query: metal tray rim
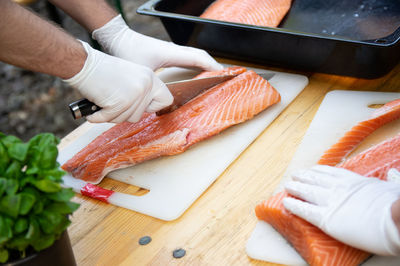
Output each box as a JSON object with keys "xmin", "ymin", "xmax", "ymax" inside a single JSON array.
[{"xmin": 137, "ymin": 0, "xmax": 400, "ymax": 47}]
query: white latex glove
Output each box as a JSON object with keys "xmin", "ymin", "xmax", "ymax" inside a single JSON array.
[
  {"xmin": 64, "ymin": 41, "xmax": 173, "ymax": 123},
  {"xmin": 92, "ymin": 15, "xmax": 223, "ymax": 71},
  {"xmin": 283, "ymin": 165, "xmax": 400, "ymax": 256},
  {"xmin": 388, "ymin": 168, "xmax": 400, "ymax": 184}
]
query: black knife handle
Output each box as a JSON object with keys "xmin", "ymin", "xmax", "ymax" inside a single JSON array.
[{"xmin": 69, "ymin": 98, "xmax": 102, "ymax": 119}]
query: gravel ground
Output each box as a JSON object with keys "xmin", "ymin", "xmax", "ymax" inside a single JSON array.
[{"xmin": 0, "ymin": 0, "xmax": 169, "ymax": 141}]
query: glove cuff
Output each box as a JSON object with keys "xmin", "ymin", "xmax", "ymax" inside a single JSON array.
[
  {"xmin": 63, "ymin": 41, "xmax": 100, "ymax": 91},
  {"xmin": 92, "ymin": 14, "xmax": 129, "ymax": 55}
]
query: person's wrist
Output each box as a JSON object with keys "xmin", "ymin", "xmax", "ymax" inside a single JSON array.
[
  {"xmin": 62, "ymin": 41, "xmax": 97, "ymax": 88},
  {"xmin": 92, "ymin": 14, "xmax": 128, "ymax": 54},
  {"xmin": 59, "ymin": 39, "xmax": 87, "ymax": 79}
]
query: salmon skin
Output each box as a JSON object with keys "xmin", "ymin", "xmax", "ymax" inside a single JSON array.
[
  {"xmin": 255, "ymin": 99, "xmax": 400, "ymax": 266},
  {"xmin": 62, "ymin": 67, "xmax": 281, "ymax": 184},
  {"xmin": 200, "ymin": 0, "xmax": 292, "ymax": 27}
]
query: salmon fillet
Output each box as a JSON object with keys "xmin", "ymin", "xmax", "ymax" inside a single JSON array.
[
  {"xmin": 200, "ymin": 0, "xmax": 292, "ymax": 27},
  {"xmin": 339, "ymin": 133, "xmax": 400, "ymax": 180},
  {"xmin": 255, "ymin": 192, "xmax": 370, "ymax": 266},
  {"xmin": 62, "ymin": 67, "xmax": 248, "ymax": 170},
  {"xmin": 318, "ymin": 99, "xmax": 400, "ymax": 166},
  {"xmin": 62, "ymin": 67, "xmax": 281, "ymax": 183},
  {"xmin": 255, "ymin": 99, "xmax": 400, "ymax": 265}
]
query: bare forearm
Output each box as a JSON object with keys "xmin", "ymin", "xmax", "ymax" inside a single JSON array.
[
  {"xmin": 48, "ymin": 0, "xmax": 118, "ymax": 32},
  {"xmin": 0, "ymin": 0, "xmax": 86, "ymax": 79}
]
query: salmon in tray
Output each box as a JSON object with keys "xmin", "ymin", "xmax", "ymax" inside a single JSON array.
[
  {"xmin": 200, "ymin": 0, "xmax": 292, "ymax": 27},
  {"xmin": 62, "ymin": 67, "xmax": 281, "ymax": 184}
]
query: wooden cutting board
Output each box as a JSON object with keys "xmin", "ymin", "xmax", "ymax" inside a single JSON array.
[
  {"xmin": 58, "ymin": 66, "xmax": 308, "ymax": 221},
  {"xmin": 246, "ymin": 90, "xmax": 400, "ymax": 265}
]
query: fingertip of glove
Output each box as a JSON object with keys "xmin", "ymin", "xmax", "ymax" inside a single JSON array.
[
  {"xmin": 213, "ymin": 63, "xmax": 225, "ymax": 71},
  {"xmin": 86, "ymin": 111, "xmax": 112, "ymax": 124},
  {"xmin": 283, "ymin": 181, "xmax": 297, "ymax": 192},
  {"xmin": 127, "ymin": 114, "xmax": 142, "ymax": 123},
  {"xmin": 193, "ymin": 49, "xmax": 223, "ymax": 71},
  {"xmin": 311, "ymin": 164, "xmax": 333, "ymax": 172},
  {"xmin": 204, "ymin": 60, "xmax": 224, "ymax": 71},
  {"xmin": 145, "ymin": 101, "xmax": 165, "ymax": 113},
  {"xmin": 85, "ymin": 114, "xmax": 102, "ymax": 123},
  {"xmin": 282, "ymin": 197, "xmax": 296, "ymax": 211},
  {"xmin": 291, "ymin": 169, "xmax": 308, "ymax": 179}
]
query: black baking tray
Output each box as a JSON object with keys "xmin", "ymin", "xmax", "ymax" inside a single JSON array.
[{"xmin": 137, "ymin": 0, "xmax": 400, "ymax": 79}]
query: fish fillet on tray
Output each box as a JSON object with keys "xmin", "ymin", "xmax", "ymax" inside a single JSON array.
[{"xmin": 200, "ymin": 0, "xmax": 292, "ymax": 27}]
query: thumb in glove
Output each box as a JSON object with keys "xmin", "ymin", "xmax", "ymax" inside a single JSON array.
[
  {"xmin": 63, "ymin": 41, "xmax": 173, "ymax": 123},
  {"xmin": 283, "ymin": 165, "xmax": 400, "ymax": 256}
]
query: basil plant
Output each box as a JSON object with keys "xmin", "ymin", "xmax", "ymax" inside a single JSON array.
[{"xmin": 0, "ymin": 132, "xmax": 79, "ymax": 263}]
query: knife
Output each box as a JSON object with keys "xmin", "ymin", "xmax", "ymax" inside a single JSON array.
[{"xmin": 68, "ymin": 72, "xmax": 275, "ymax": 119}]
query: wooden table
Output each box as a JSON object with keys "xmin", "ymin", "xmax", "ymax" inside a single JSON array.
[{"xmin": 58, "ymin": 59, "xmax": 400, "ymax": 266}]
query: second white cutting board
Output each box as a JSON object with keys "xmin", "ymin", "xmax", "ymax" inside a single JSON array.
[
  {"xmin": 246, "ymin": 90, "xmax": 400, "ymax": 265},
  {"xmin": 58, "ymin": 66, "xmax": 308, "ymax": 221}
]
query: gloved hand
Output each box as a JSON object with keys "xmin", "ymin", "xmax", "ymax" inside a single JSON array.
[
  {"xmin": 388, "ymin": 168, "xmax": 400, "ymax": 183},
  {"xmin": 92, "ymin": 15, "xmax": 223, "ymax": 71},
  {"xmin": 283, "ymin": 165, "xmax": 400, "ymax": 256},
  {"xmin": 64, "ymin": 41, "xmax": 173, "ymax": 123}
]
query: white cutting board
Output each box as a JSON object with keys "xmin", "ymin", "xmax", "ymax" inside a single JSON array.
[
  {"xmin": 58, "ymin": 65, "xmax": 308, "ymax": 221},
  {"xmin": 246, "ymin": 90, "xmax": 400, "ymax": 265}
]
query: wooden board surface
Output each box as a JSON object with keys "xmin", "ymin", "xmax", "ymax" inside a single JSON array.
[{"xmin": 59, "ymin": 59, "xmax": 400, "ymax": 266}]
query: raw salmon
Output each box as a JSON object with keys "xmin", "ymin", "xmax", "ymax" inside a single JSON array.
[
  {"xmin": 339, "ymin": 133, "xmax": 400, "ymax": 180},
  {"xmin": 64, "ymin": 67, "xmax": 248, "ymax": 168},
  {"xmin": 194, "ymin": 65, "xmax": 247, "ymax": 78},
  {"xmin": 318, "ymin": 99, "xmax": 400, "ymax": 166},
  {"xmin": 255, "ymin": 99, "xmax": 400, "ymax": 265},
  {"xmin": 62, "ymin": 67, "xmax": 281, "ymax": 183},
  {"xmin": 255, "ymin": 192, "xmax": 370, "ymax": 266},
  {"xmin": 200, "ymin": 0, "xmax": 291, "ymax": 27}
]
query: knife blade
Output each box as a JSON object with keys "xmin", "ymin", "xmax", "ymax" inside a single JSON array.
[
  {"xmin": 68, "ymin": 72, "xmax": 275, "ymax": 119},
  {"xmin": 155, "ymin": 74, "xmax": 238, "ymax": 115}
]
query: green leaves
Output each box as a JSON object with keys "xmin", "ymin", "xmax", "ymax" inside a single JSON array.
[
  {"xmin": 0, "ymin": 248, "xmax": 8, "ymax": 263},
  {"xmin": 38, "ymin": 211, "xmax": 64, "ymax": 234},
  {"xmin": 27, "ymin": 133, "xmax": 60, "ymax": 171},
  {"xmin": 47, "ymin": 188, "xmax": 75, "ymax": 202},
  {"xmin": 2, "ymin": 135, "xmax": 22, "ymax": 150},
  {"xmin": 5, "ymin": 179, "xmax": 18, "ymax": 196},
  {"xmin": 4, "ymin": 161, "xmax": 22, "ymax": 179},
  {"xmin": 0, "ymin": 132, "xmax": 79, "ymax": 263},
  {"xmin": 31, "ymin": 179, "xmax": 61, "ymax": 193},
  {"xmin": 19, "ymin": 193, "xmax": 35, "ymax": 215},
  {"xmin": 0, "ymin": 186, "xmax": 37, "ymax": 217},
  {"xmin": 0, "ymin": 178, "xmax": 6, "ymax": 197},
  {"xmin": 0, "ymin": 215, "xmax": 13, "ymax": 245},
  {"xmin": 32, "ymin": 234, "xmax": 55, "ymax": 251},
  {"xmin": 0, "ymin": 143, "xmax": 10, "ymax": 174},
  {"xmin": 46, "ymin": 202, "xmax": 80, "ymax": 215},
  {"xmin": 8, "ymin": 143, "xmax": 29, "ymax": 162},
  {"xmin": 0, "ymin": 194, "xmax": 21, "ymax": 218},
  {"xmin": 14, "ymin": 218, "xmax": 28, "ymax": 234}
]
